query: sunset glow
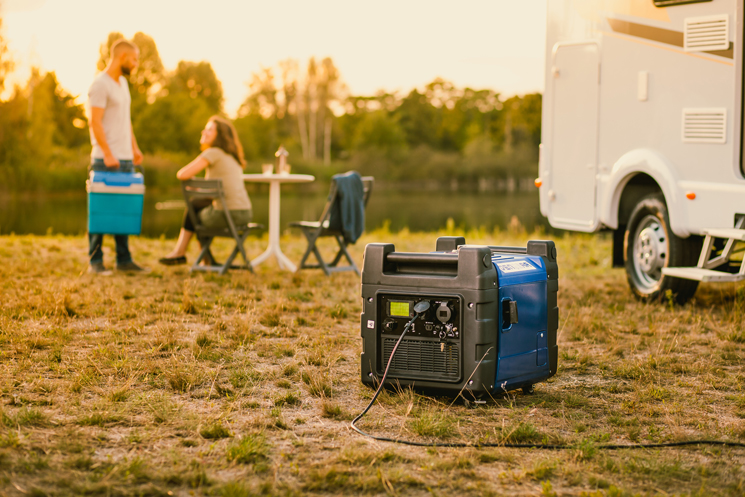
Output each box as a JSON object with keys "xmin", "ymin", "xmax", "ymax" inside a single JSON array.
[{"xmin": 2, "ymin": 0, "xmax": 547, "ymax": 115}]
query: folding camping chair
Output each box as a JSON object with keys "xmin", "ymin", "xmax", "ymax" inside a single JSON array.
[
  {"xmin": 181, "ymin": 178, "xmax": 263, "ymax": 275},
  {"xmin": 289, "ymin": 174, "xmax": 374, "ymax": 276}
]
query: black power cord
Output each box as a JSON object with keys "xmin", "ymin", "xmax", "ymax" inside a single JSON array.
[{"xmin": 350, "ymin": 306, "xmax": 745, "ymax": 450}]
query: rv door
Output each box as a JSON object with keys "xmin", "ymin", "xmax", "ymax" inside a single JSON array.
[{"xmin": 548, "ymin": 42, "xmax": 600, "ymax": 231}]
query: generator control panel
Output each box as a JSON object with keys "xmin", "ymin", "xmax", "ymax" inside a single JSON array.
[{"xmin": 378, "ymin": 294, "xmax": 461, "ymax": 339}]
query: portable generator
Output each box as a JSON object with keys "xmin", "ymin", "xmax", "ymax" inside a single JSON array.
[{"xmin": 359, "ymin": 237, "xmax": 558, "ymax": 397}]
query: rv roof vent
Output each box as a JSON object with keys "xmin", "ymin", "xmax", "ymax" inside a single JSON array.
[
  {"xmin": 684, "ymin": 15, "xmax": 729, "ymax": 52},
  {"xmin": 682, "ymin": 108, "xmax": 727, "ymax": 144}
]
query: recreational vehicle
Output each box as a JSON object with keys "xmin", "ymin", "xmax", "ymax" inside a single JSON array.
[{"xmin": 539, "ymin": 0, "xmax": 745, "ymax": 303}]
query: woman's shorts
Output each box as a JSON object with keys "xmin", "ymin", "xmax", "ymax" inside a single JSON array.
[{"xmin": 199, "ymin": 206, "xmax": 252, "ymax": 230}]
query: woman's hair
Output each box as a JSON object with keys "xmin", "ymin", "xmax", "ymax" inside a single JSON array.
[{"xmin": 208, "ymin": 116, "xmax": 245, "ymax": 168}]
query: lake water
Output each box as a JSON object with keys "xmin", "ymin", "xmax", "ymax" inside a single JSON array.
[{"xmin": 0, "ymin": 188, "xmax": 548, "ymax": 237}]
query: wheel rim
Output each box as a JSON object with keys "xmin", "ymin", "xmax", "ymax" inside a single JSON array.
[{"xmin": 632, "ymin": 215, "xmax": 667, "ymax": 293}]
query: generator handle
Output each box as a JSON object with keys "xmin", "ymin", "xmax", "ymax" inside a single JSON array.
[
  {"xmin": 488, "ymin": 246, "xmax": 528, "ymax": 255},
  {"xmin": 385, "ymin": 252, "xmax": 459, "ymax": 265}
]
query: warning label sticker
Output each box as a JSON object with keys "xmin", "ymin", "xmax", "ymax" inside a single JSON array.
[{"xmin": 496, "ymin": 261, "xmax": 535, "ymax": 273}]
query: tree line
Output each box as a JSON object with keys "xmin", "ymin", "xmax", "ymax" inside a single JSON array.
[{"xmin": 0, "ymin": 27, "xmax": 541, "ymax": 192}]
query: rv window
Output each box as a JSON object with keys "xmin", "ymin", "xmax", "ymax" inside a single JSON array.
[{"xmin": 653, "ymin": 0, "xmax": 712, "ymax": 6}]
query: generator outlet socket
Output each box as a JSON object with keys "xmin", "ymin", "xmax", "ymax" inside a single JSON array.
[{"xmin": 436, "ymin": 302, "xmax": 452, "ymax": 323}]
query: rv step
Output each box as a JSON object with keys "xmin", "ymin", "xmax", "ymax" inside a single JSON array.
[
  {"xmin": 662, "ymin": 267, "xmax": 745, "ymax": 282},
  {"xmin": 700, "ymin": 228, "xmax": 745, "ymax": 241}
]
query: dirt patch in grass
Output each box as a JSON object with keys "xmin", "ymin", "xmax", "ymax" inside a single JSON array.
[{"xmin": 0, "ymin": 231, "xmax": 744, "ymax": 495}]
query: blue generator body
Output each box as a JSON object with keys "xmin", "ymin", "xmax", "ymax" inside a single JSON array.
[
  {"xmin": 360, "ymin": 237, "xmax": 558, "ymax": 397},
  {"xmin": 492, "ymin": 251, "xmax": 552, "ymax": 391},
  {"xmin": 87, "ymin": 171, "xmax": 145, "ymax": 235}
]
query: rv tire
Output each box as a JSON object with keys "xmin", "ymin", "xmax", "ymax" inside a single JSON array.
[{"xmin": 624, "ymin": 194, "xmax": 700, "ymax": 305}]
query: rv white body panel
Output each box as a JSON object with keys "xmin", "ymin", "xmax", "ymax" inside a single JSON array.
[
  {"xmin": 541, "ymin": 0, "xmax": 745, "ymax": 238},
  {"xmin": 548, "ymin": 42, "xmax": 601, "ymax": 231}
]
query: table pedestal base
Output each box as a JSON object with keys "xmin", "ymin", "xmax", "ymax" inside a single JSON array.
[
  {"xmin": 243, "ymin": 173, "xmax": 315, "ymax": 273},
  {"xmin": 249, "ymin": 180, "xmax": 297, "ymax": 272},
  {"xmin": 251, "ymin": 245, "xmax": 297, "ymax": 272}
]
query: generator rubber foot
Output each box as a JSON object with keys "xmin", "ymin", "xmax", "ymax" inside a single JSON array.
[{"xmin": 522, "ymin": 385, "xmax": 535, "ymax": 395}]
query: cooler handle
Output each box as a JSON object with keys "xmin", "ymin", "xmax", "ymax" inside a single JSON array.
[{"xmin": 86, "ymin": 164, "xmax": 145, "ymax": 177}]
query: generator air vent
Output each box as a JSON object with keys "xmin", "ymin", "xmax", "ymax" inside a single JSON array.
[
  {"xmin": 682, "ymin": 108, "xmax": 727, "ymax": 144},
  {"xmin": 684, "ymin": 15, "xmax": 729, "ymax": 52},
  {"xmin": 383, "ymin": 338, "xmax": 459, "ymax": 378}
]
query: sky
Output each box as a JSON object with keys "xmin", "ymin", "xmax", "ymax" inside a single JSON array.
[{"xmin": 1, "ymin": 0, "xmax": 547, "ymax": 116}]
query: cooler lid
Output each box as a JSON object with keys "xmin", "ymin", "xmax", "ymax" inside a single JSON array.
[
  {"xmin": 87, "ymin": 182, "xmax": 145, "ymax": 194},
  {"xmin": 90, "ymin": 171, "xmax": 144, "ymax": 187}
]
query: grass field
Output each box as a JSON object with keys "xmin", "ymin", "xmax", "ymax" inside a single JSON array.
[{"xmin": 1, "ymin": 227, "xmax": 744, "ymax": 496}]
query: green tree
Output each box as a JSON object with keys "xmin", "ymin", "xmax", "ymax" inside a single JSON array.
[
  {"xmin": 237, "ymin": 57, "xmax": 347, "ymax": 163},
  {"xmin": 395, "ymin": 89, "xmax": 439, "ymax": 149},
  {"xmin": 424, "ymin": 78, "xmax": 459, "ymax": 151},
  {"xmin": 0, "ymin": 68, "xmax": 89, "ymax": 190},
  {"xmin": 0, "ymin": 89, "xmax": 32, "ymax": 186},
  {"xmin": 352, "ymin": 110, "xmax": 406, "ymax": 154},
  {"xmin": 233, "ymin": 63, "xmax": 541, "ymax": 184},
  {"xmin": 25, "ymin": 69, "xmax": 56, "ymax": 155},
  {"xmin": 233, "ymin": 113, "xmax": 278, "ymax": 162},
  {"xmin": 129, "ymin": 32, "xmax": 166, "ymax": 102},
  {"xmin": 503, "ymin": 93, "xmax": 541, "ymax": 149},
  {"xmin": 240, "ymin": 67, "xmax": 277, "ymax": 118},
  {"xmin": 166, "ymin": 61, "xmax": 223, "ymax": 114},
  {"xmin": 316, "ymin": 57, "xmax": 345, "ymax": 163},
  {"xmin": 32, "ymin": 71, "xmax": 88, "ymax": 149},
  {"xmin": 234, "ymin": 67, "xmax": 282, "ymax": 161},
  {"xmin": 0, "ymin": 14, "xmax": 13, "ymax": 94},
  {"xmin": 453, "ymin": 87, "xmax": 502, "ymax": 147},
  {"xmin": 291, "ymin": 57, "xmax": 346, "ymax": 161},
  {"xmin": 277, "ymin": 58, "xmax": 299, "ymax": 138},
  {"xmin": 135, "ymin": 92, "xmax": 212, "ymax": 155},
  {"xmin": 347, "ymin": 110, "xmax": 406, "ymax": 180}
]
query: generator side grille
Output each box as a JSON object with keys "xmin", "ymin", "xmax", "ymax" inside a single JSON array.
[
  {"xmin": 682, "ymin": 108, "xmax": 727, "ymax": 144},
  {"xmin": 383, "ymin": 338, "xmax": 459, "ymax": 378},
  {"xmin": 684, "ymin": 15, "xmax": 729, "ymax": 52}
]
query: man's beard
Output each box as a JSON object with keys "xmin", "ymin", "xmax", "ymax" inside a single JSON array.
[{"xmin": 121, "ymin": 65, "xmax": 132, "ymax": 76}]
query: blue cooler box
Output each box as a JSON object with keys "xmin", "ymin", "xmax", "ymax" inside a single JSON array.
[{"xmin": 87, "ymin": 171, "xmax": 145, "ymax": 235}]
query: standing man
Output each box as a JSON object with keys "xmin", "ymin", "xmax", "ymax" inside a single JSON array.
[{"xmin": 87, "ymin": 38, "xmax": 147, "ymax": 273}]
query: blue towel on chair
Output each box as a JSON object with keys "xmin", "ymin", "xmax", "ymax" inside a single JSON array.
[{"xmin": 328, "ymin": 171, "xmax": 365, "ymax": 244}]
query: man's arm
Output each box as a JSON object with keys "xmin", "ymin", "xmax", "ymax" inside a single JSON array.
[
  {"xmin": 131, "ymin": 124, "xmax": 143, "ymax": 166},
  {"xmin": 90, "ymin": 107, "xmax": 119, "ymax": 168}
]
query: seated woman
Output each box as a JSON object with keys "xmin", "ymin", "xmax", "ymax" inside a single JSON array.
[{"xmin": 159, "ymin": 116, "xmax": 252, "ymax": 265}]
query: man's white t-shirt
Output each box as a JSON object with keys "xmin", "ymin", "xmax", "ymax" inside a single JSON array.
[{"xmin": 87, "ymin": 73, "xmax": 133, "ymax": 160}]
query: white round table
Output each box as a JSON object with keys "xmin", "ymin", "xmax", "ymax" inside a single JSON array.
[{"xmin": 243, "ymin": 173, "xmax": 315, "ymax": 271}]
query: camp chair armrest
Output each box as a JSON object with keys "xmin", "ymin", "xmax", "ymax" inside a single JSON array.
[{"xmin": 289, "ymin": 221, "xmax": 322, "ymax": 229}]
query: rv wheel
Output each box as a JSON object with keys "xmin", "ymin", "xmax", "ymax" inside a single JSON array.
[{"xmin": 624, "ymin": 194, "xmax": 700, "ymax": 305}]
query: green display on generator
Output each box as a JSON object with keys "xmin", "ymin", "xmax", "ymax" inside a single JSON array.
[{"xmin": 389, "ymin": 301, "xmax": 410, "ymax": 317}]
